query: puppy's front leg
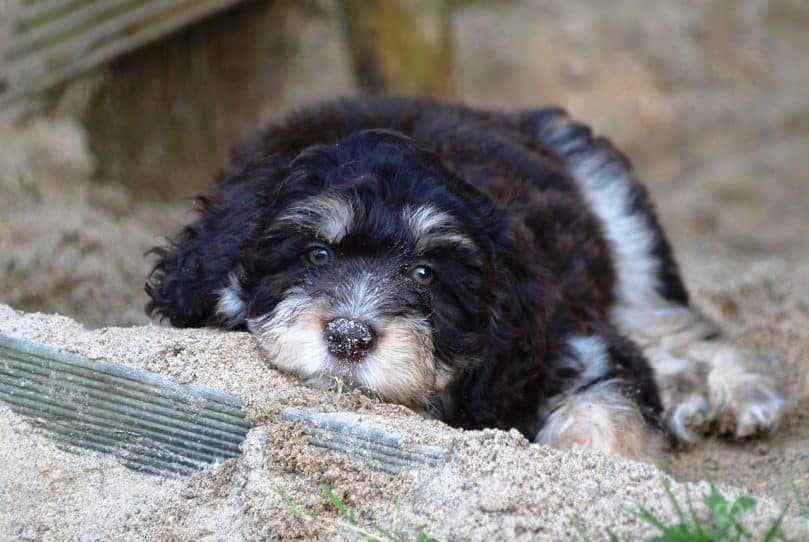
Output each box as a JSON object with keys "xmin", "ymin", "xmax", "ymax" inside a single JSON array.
[
  {"xmin": 534, "ymin": 332, "xmax": 663, "ymax": 461},
  {"xmin": 535, "ymin": 379, "xmax": 661, "ymax": 461}
]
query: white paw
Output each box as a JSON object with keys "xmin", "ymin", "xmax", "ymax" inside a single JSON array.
[
  {"xmin": 720, "ymin": 374, "xmax": 789, "ymax": 438},
  {"xmin": 664, "ymin": 393, "xmax": 711, "ymax": 443},
  {"xmin": 649, "ymin": 339, "xmax": 789, "ymax": 443},
  {"xmin": 698, "ymin": 343, "xmax": 789, "ymax": 438},
  {"xmin": 646, "ymin": 348, "xmax": 711, "ymax": 444}
]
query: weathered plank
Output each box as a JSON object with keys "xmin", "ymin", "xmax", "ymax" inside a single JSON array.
[
  {"xmin": 0, "ymin": 333, "xmax": 250, "ymax": 477},
  {"xmin": 0, "ymin": 0, "xmax": 248, "ymax": 105}
]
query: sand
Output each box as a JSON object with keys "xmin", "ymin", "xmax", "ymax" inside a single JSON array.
[{"xmin": 1, "ymin": 304, "xmax": 805, "ymax": 541}]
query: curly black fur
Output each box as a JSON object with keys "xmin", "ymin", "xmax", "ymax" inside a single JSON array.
[{"xmin": 146, "ymin": 96, "xmax": 684, "ymax": 441}]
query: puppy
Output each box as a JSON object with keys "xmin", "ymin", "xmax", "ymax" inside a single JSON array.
[{"xmin": 146, "ymin": 97, "xmax": 787, "ymax": 460}]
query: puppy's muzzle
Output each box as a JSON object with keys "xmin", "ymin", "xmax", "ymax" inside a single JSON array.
[{"xmin": 324, "ymin": 317, "xmax": 376, "ymax": 361}]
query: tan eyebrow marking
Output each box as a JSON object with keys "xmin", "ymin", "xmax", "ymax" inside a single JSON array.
[
  {"xmin": 276, "ymin": 194, "xmax": 355, "ymax": 243},
  {"xmin": 404, "ymin": 204, "xmax": 476, "ymax": 253}
]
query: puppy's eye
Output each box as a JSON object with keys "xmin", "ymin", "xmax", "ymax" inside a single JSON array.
[
  {"xmin": 306, "ymin": 246, "xmax": 331, "ymax": 266},
  {"xmin": 411, "ymin": 264, "xmax": 435, "ymax": 285}
]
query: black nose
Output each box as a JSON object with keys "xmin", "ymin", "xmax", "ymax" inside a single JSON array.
[{"xmin": 324, "ymin": 318, "xmax": 376, "ymax": 361}]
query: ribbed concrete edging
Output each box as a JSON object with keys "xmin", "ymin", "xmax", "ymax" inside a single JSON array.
[
  {"xmin": 281, "ymin": 408, "xmax": 447, "ymax": 475},
  {"xmin": 0, "ymin": 333, "xmax": 250, "ymax": 477}
]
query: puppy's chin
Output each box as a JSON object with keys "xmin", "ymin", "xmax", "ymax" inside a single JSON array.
[{"xmin": 247, "ymin": 289, "xmax": 449, "ymax": 407}]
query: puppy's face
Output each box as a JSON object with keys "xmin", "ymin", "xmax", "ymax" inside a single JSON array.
[{"xmin": 217, "ymin": 132, "xmax": 498, "ymax": 407}]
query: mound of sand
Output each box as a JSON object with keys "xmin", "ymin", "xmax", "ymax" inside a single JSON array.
[{"xmin": 0, "ymin": 304, "xmax": 804, "ymax": 540}]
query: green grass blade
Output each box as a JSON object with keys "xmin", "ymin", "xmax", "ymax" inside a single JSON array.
[
  {"xmin": 790, "ymin": 480, "xmax": 807, "ymax": 517},
  {"xmin": 370, "ymin": 522, "xmax": 400, "ymax": 542},
  {"xmin": 391, "ymin": 495, "xmax": 402, "ymax": 536},
  {"xmin": 321, "ymin": 482, "xmax": 357, "ymax": 525},
  {"xmin": 273, "ymin": 486, "xmax": 309, "ymax": 520},
  {"xmin": 683, "ymin": 480, "xmax": 711, "ymax": 539},
  {"xmin": 762, "ymin": 503, "xmax": 789, "ymax": 542},
  {"xmin": 570, "ymin": 516, "xmax": 589, "ymax": 541},
  {"xmin": 705, "ymin": 480, "xmax": 732, "ymax": 537},
  {"xmin": 415, "ymin": 523, "xmax": 438, "ymax": 542},
  {"xmin": 630, "ymin": 505, "xmax": 672, "ymax": 533},
  {"xmin": 729, "ymin": 494, "xmax": 756, "ymax": 539},
  {"xmin": 663, "ymin": 478, "xmax": 689, "ymax": 527},
  {"xmin": 729, "ymin": 495, "xmax": 757, "ymax": 517}
]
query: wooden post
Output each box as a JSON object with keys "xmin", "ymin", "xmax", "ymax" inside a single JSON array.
[{"xmin": 340, "ymin": 0, "xmax": 452, "ymax": 97}]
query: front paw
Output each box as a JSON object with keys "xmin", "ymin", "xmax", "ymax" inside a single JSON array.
[
  {"xmin": 711, "ymin": 370, "xmax": 789, "ymax": 438},
  {"xmin": 664, "ymin": 393, "xmax": 711, "ymax": 444},
  {"xmin": 696, "ymin": 343, "xmax": 790, "ymax": 438}
]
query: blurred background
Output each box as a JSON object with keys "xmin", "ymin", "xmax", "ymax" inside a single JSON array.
[
  {"xmin": 0, "ymin": 0, "xmax": 806, "ymax": 328},
  {"xmin": 0, "ymin": 0, "xmax": 807, "ymax": 506}
]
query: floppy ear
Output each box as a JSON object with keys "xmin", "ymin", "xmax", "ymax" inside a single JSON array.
[
  {"xmin": 440, "ymin": 213, "xmax": 560, "ymax": 431},
  {"xmin": 145, "ymin": 162, "xmax": 279, "ymax": 328}
]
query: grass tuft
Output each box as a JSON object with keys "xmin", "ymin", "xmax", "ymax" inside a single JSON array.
[
  {"xmin": 574, "ymin": 478, "xmax": 792, "ymax": 542},
  {"xmin": 632, "ymin": 478, "xmax": 789, "ymax": 542},
  {"xmin": 274, "ymin": 483, "xmax": 438, "ymax": 542}
]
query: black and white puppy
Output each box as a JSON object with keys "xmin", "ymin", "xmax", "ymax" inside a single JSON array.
[{"xmin": 146, "ymin": 97, "xmax": 787, "ymax": 459}]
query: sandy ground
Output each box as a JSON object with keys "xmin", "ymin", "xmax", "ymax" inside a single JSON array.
[
  {"xmin": 1, "ymin": 304, "xmax": 805, "ymax": 541},
  {"xmin": 1, "ymin": 0, "xmax": 808, "ymax": 539}
]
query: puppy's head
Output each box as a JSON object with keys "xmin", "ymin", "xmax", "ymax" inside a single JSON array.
[{"xmin": 148, "ymin": 130, "xmax": 534, "ymax": 408}]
